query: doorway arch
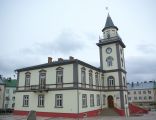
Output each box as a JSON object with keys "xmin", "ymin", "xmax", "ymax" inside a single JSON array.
[{"xmin": 107, "ymin": 95, "xmax": 114, "ymax": 108}]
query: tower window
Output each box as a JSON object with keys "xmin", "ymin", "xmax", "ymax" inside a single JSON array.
[
  {"xmin": 107, "ymin": 76, "xmax": 115, "ymax": 87},
  {"xmin": 39, "ymin": 70, "xmax": 46, "ymax": 89},
  {"xmin": 25, "ymin": 72, "xmax": 31, "ymax": 89},
  {"xmin": 106, "ymin": 56, "xmax": 114, "ymax": 67}
]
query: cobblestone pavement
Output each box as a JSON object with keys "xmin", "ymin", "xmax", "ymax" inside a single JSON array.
[{"xmin": 0, "ymin": 112, "xmax": 156, "ymax": 120}]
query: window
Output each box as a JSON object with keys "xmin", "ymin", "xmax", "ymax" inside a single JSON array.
[
  {"xmin": 12, "ymin": 97, "xmax": 15, "ymax": 101},
  {"xmin": 128, "ymin": 97, "xmax": 131, "ymax": 101},
  {"xmin": 38, "ymin": 95, "xmax": 44, "ymax": 107},
  {"xmin": 97, "ymin": 94, "xmax": 100, "ymax": 106},
  {"xmin": 123, "ymin": 77, "xmax": 126, "ymax": 86},
  {"xmin": 148, "ymin": 90, "xmax": 151, "ymax": 94},
  {"xmin": 103, "ymin": 95, "xmax": 106, "ymax": 105},
  {"xmin": 134, "ymin": 97, "xmax": 137, "ymax": 100},
  {"xmin": 143, "ymin": 91, "xmax": 146, "ymax": 94},
  {"xmin": 6, "ymin": 89, "xmax": 9, "ymax": 94},
  {"xmin": 55, "ymin": 94, "xmax": 63, "ymax": 108},
  {"xmin": 5, "ymin": 104, "xmax": 8, "ymax": 108},
  {"xmin": 149, "ymin": 96, "xmax": 152, "ymax": 100},
  {"xmin": 134, "ymin": 91, "xmax": 136, "ymax": 94},
  {"xmin": 125, "ymin": 95, "xmax": 128, "ymax": 104},
  {"xmin": 56, "ymin": 67, "xmax": 63, "ymax": 88},
  {"xmin": 121, "ymin": 58, "xmax": 124, "ymax": 67},
  {"xmin": 12, "ymin": 103, "xmax": 15, "ymax": 108},
  {"xmin": 82, "ymin": 94, "xmax": 87, "ymax": 108},
  {"xmin": 106, "ymin": 56, "xmax": 113, "ymax": 67},
  {"xmin": 25, "ymin": 72, "xmax": 31, "ymax": 87},
  {"xmin": 23, "ymin": 95, "xmax": 29, "ymax": 107},
  {"xmin": 107, "ymin": 76, "xmax": 115, "ymax": 87},
  {"xmin": 90, "ymin": 94, "xmax": 94, "ymax": 107},
  {"xmin": 139, "ymin": 96, "xmax": 142, "ymax": 100},
  {"xmin": 101, "ymin": 74, "xmax": 104, "ymax": 88},
  {"xmin": 39, "ymin": 70, "xmax": 46, "ymax": 89},
  {"xmin": 81, "ymin": 67, "xmax": 86, "ymax": 88},
  {"xmin": 89, "ymin": 70, "xmax": 93, "ymax": 88},
  {"xmin": 128, "ymin": 92, "xmax": 130, "ymax": 95},
  {"xmin": 144, "ymin": 96, "xmax": 147, "ymax": 100},
  {"xmin": 95, "ymin": 72, "xmax": 99, "ymax": 89},
  {"xmin": 138, "ymin": 91, "xmax": 141, "ymax": 94}
]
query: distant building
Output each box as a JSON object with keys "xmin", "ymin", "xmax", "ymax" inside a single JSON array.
[
  {"xmin": 127, "ymin": 81, "xmax": 156, "ymax": 110},
  {"xmin": 14, "ymin": 14, "xmax": 129, "ymax": 118},
  {"xmin": 4, "ymin": 79, "xmax": 17, "ymax": 109},
  {"xmin": 0, "ymin": 78, "xmax": 5, "ymax": 109}
]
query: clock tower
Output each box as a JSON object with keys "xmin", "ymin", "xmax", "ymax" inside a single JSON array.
[{"xmin": 97, "ymin": 14, "xmax": 129, "ymax": 116}]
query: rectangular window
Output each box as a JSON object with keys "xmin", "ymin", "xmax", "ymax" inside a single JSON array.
[
  {"xmin": 102, "ymin": 75, "xmax": 104, "ymax": 89},
  {"xmin": 39, "ymin": 72, "xmax": 46, "ymax": 89},
  {"xmin": 134, "ymin": 97, "xmax": 137, "ymax": 100},
  {"xmin": 95, "ymin": 73, "xmax": 99, "ymax": 89},
  {"xmin": 55, "ymin": 94, "xmax": 63, "ymax": 108},
  {"xmin": 103, "ymin": 95, "xmax": 106, "ymax": 105},
  {"xmin": 56, "ymin": 70, "xmax": 63, "ymax": 88},
  {"xmin": 143, "ymin": 91, "xmax": 146, "ymax": 94},
  {"xmin": 128, "ymin": 97, "xmax": 131, "ymax": 101},
  {"xmin": 134, "ymin": 91, "xmax": 136, "ymax": 94},
  {"xmin": 6, "ymin": 89, "xmax": 9, "ymax": 94},
  {"xmin": 82, "ymin": 94, "xmax": 87, "ymax": 108},
  {"xmin": 139, "ymin": 96, "xmax": 142, "ymax": 100},
  {"xmin": 81, "ymin": 70, "xmax": 86, "ymax": 88},
  {"xmin": 138, "ymin": 91, "xmax": 141, "ymax": 94},
  {"xmin": 148, "ymin": 90, "xmax": 151, "ymax": 94},
  {"xmin": 97, "ymin": 94, "xmax": 100, "ymax": 106},
  {"xmin": 25, "ymin": 74, "xmax": 30, "ymax": 86},
  {"xmin": 89, "ymin": 72, "xmax": 93, "ymax": 88},
  {"xmin": 38, "ymin": 95, "xmax": 44, "ymax": 107},
  {"xmin": 90, "ymin": 94, "xmax": 94, "ymax": 107},
  {"xmin": 23, "ymin": 95, "xmax": 29, "ymax": 107}
]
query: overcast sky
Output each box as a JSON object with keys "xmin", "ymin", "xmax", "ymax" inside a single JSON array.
[{"xmin": 0, "ymin": 0, "xmax": 156, "ymax": 82}]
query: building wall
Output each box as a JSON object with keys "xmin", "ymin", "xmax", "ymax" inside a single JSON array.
[
  {"xmin": 18, "ymin": 64, "xmax": 73, "ymax": 87},
  {"xmin": 0, "ymin": 84, "xmax": 5, "ymax": 109},
  {"xmin": 15, "ymin": 90, "xmax": 78, "ymax": 113},
  {"xmin": 4, "ymin": 87, "xmax": 16, "ymax": 109}
]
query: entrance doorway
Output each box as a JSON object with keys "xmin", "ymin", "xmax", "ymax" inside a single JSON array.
[{"xmin": 107, "ymin": 95, "xmax": 114, "ymax": 108}]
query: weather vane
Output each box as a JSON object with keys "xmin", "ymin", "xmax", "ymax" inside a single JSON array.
[{"xmin": 105, "ymin": 6, "xmax": 109, "ymax": 13}]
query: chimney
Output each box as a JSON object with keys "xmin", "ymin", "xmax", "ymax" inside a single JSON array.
[
  {"xmin": 48, "ymin": 57, "xmax": 52, "ymax": 63},
  {"xmin": 58, "ymin": 58, "xmax": 63, "ymax": 62},
  {"xmin": 69, "ymin": 56, "xmax": 74, "ymax": 60}
]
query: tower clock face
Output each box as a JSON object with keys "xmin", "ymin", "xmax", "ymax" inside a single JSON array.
[{"xmin": 106, "ymin": 47, "xmax": 112, "ymax": 54}]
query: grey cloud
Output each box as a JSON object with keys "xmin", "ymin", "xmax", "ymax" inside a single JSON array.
[
  {"xmin": 21, "ymin": 30, "xmax": 86, "ymax": 56},
  {"xmin": 137, "ymin": 44, "xmax": 156, "ymax": 53},
  {"xmin": 126, "ymin": 57, "xmax": 156, "ymax": 82}
]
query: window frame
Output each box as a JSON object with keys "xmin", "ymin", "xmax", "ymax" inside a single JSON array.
[
  {"xmin": 82, "ymin": 94, "xmax": 87, "ymax": 108},
  {"xmin": 55, "ymin": 94, "xmax": 63, "ymax": 108},
  {"xmin": 56, "ymin": 67, "xmax": 64, "ymax": 88},
  {"xmin": 90, "ymin": 94, "xmax": 94, "ymax": 107},
  {"xmin": 81, "ymin": 67, "xmax": 86, "ymax": 88},
  {"xmin": 23, "ymin": 95, "xmax": 29, "ymax": 107},
  {"xmin": 38, "ymin": 95, "xmax": 44, "ymax": 107}
]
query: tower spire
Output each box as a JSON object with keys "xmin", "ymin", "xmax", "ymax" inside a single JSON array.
[{"xmin": 102, "ymin": 13, "xmax": 118, "ymax": 32}]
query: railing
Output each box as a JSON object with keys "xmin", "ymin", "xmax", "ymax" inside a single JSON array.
[{"xmin": 16, "ymin": 83, "xmax": 127, "ymax": 91}]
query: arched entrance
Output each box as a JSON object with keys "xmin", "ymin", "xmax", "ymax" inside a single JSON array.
[{"xmin": 107, "ymin": 95, "xmax": 114, "ymax": 108}]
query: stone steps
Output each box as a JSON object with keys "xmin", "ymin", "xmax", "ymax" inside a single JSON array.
[{"xmin": 100, "ymin": 108, "xmax": 119, "ymax": 116}]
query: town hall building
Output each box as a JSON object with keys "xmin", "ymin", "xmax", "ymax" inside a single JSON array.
[{"xmin": 14, "ymin": 14, "xmax": 129, "ymax": 118}]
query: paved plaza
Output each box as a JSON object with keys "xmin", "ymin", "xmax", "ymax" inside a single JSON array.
[{"xmin": 0, "ymin": 112, "xmax": 156, "ymax": 120}]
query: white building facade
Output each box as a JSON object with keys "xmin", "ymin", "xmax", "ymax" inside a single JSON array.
[
  {"xmin": 14, "ymin": 14, "xmax": 129, "ymax": 118},
  {"xmin": 127, "ymin": 81, "xmax": 156, "ymax": 110},
  {"xmin": 0, "ymin": 79, "xmax": 5, "ymax": 109}
]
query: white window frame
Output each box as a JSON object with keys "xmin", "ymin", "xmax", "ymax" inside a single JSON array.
[
  {"xmin": 38, "ymin": 95, "xmax": 44, "ymax": 107},
  {"xmin": 82, "ymin": 94, "xmax": 87, "ymax": 108},
  {"xmin": 55, "ymin": 94, "xmax": 63, "ymax": 108},
  {"xmin": 90, "ymin": 94, "xmax": 94, "ymax": 107},
  {"xmin": 97, "ymin": 94, "xmax": 100, "ymax": 106},
  {"xmin": 23, "ymin": 95, "xmax": 29, "ymax": 107}
]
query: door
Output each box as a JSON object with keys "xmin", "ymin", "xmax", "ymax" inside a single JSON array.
[{"xmin": 107, "ymin": 95, "xmax": 114, "ymax": 108}]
